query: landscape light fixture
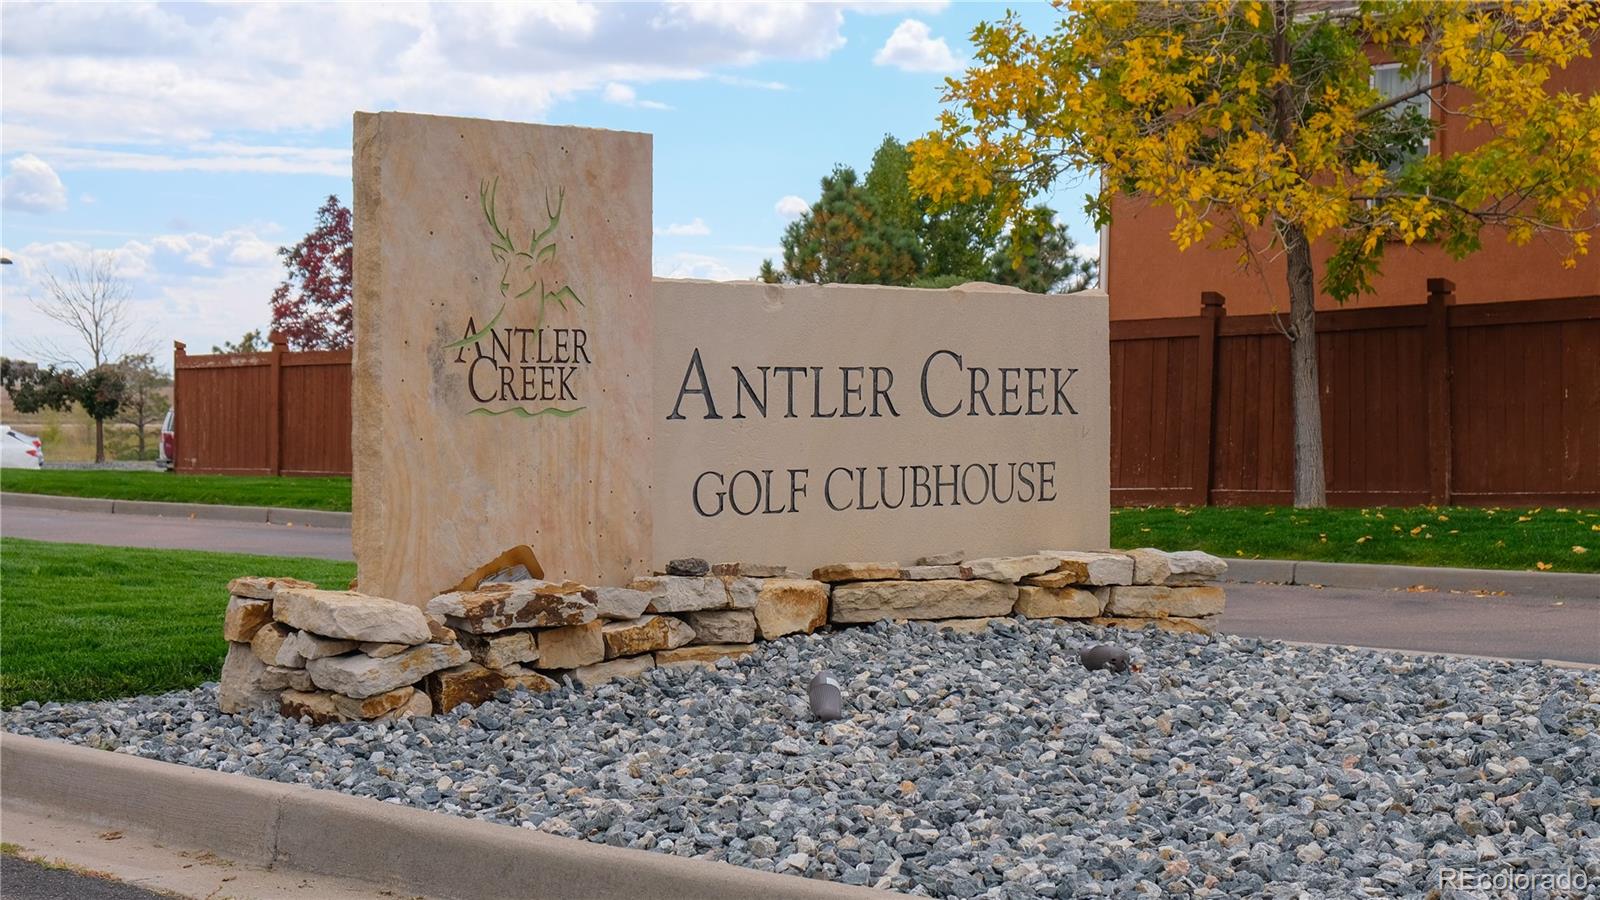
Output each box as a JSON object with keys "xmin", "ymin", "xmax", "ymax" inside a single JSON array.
[
  {"xmin": 808, "ymin": 671, "xmax": 844, "ymax": 721},
  {"xmin": 1080, "ymin": 644, "xmax": 1131, "ymax": 673}
]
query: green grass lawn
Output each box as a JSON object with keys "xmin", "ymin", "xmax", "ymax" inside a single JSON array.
[
  {"xmin": 0, "ymin": 538, "xmax": 355, "ymax": 707},
  {"xmin": 0, "ymin": 470, "xmax": 352, "ymax": 511},
  {"xmin": 1113, "ymin": 504, "xmax": 1599, "ymax": 573}
]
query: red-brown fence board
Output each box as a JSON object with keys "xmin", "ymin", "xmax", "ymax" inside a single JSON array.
[
  {"xmin": 278, "ymin": 354, "xmax": 353, "ymax": 477},
  {"xmin": 1111, "ymin": 289, "xmax": 1600, "ymax": 507},
  {"xmin": 1109, "ymin": 334, "xmax": 1200, "ymax": 497},
  {"xmin": 172, "ymin": 335, "xmax": 352, "ymax": 477}
]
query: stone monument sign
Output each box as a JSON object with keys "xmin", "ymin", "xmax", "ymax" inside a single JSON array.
[
  {"xmin": 352, "ymin": 112, "xmax": 1108, "ymax": 605},
  {"xmin": 652, "ymin": 280, "xmax": 1110, "ymax": 574},
  {"xmin": 352, "ymin": 112, "xmax": 652, "ymax": 604}
]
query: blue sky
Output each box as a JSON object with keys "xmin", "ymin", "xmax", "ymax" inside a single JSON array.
[{"xmin": 0, "ymin": 1, "xmax": 1090, "ymax": 366}]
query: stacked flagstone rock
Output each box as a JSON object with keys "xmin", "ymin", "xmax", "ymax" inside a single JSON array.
[
  {"xmin": 413, "ymin": 560, "xmax": 831, "ymax": 703},
  {"xmin": 618, "ymin": 559, "xmax": 832, "ymax": 678},
  {"xmin": 421, "ymin": 578, "xmax": 607, "ymax": 710},
  {"xmin": 219, "ymin": 548, "xmax": 1223, "ymax": 722},
  {"xmin": 819, "ymin": 547, "xmax": 1227, "ymax": 634},
  {"xmin": 219, "ymin": 576, "xmax": 466, "ymax": 724}
]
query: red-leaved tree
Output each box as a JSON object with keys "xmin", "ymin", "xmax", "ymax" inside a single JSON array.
[{"xmin": 270, "ymin": 195, "xmax": 353, "ymax": 350}]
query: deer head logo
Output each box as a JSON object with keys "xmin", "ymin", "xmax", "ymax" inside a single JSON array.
[{"xmin": 479, "ymin": 176, "xmax": 583, "ymax": 330}]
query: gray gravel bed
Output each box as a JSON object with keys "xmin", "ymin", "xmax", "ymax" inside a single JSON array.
[{"xmin": 6, "ymin": 620, "xmax": 1599, "ymax": 898}]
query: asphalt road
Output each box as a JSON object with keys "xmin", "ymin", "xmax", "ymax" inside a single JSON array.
[
  {"xmin": 0, "ymin": 505, "xmax": 353, "ymax": 561},
  {"xmin": 1, "ymin": 855, "xmax": 172, "ymax": 900},
  {"xmin": 1218, "ymin": 582, "xmax": 1598, "ymax": 664},
  {"xmin": 2, "ymin": 504, "xmax": 1596, "ymax": 663}
]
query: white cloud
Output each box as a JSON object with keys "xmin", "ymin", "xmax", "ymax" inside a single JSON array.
[
  {"xmin": 775, "ymin": 195, "xmax": 810, "ymax": 220},
  {"xmin": 79, "ymin": 192, "xmax": 95, "ymax": 204},
  {"xmin": 2, "ymin": 154, "xmax": 69, "ymax": 213},
  {"xmin": 873, "ymin": 19, "xmax": 961, "ymax": 73},
  {"xmin": 655, "ymin": 217, "xmax": 710, "ymax": 237},
  {"xmin": 653, "ymin": 251, "xmax": 740, "ymax": 281},
  {"xmin": 602, "ymin": 81, "xmax": 672, "ymax": 111},
  {"xmin": 714, "ymin": 74, "xmax": 789, "ymax": 91},
  {"xmin": 40, "ymin": 144, "xmax": 352, "ymax": 177},
  {"xmin": 0, "ymin": 226, "xmax": 285, "ymax": 367},
  {"xmin": 1, "ymin": 2, "xmax": 935, "ymax": 172}
]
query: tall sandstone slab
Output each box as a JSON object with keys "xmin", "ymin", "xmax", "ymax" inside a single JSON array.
[{"xmin": 353, "ymin": 112, "xmax": 652, "ymax": 605}]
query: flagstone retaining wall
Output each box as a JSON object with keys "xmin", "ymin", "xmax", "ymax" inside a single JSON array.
[{"xmin": 218, "ymin": 548, "xmax": 1227, "ymax": 724}]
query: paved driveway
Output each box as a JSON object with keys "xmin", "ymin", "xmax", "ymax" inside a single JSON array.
[
  {"xmin": 1219, "ymin": 582, "xmax": 1598, "ymax": 665},
  {"xmin": 1, "ymin": 505, "xmax": 353, "ymax": 560},
  {"xmin": 1, "ymin": 856, "xmax": 171, "ymax": 900}
]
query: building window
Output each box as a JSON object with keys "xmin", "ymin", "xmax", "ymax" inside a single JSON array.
[{"xmin": 1370, "ymin": 63, "xmax": 1434, "ymax": 173}]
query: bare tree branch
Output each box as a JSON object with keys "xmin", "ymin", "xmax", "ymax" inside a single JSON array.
[
  {"xmin": 1356, "ymin": 77, "xmax": 1454, "ymax": 119},
  {"xmin": 26, "ymin": 251, "xmax": 140, "ymax": 371}
]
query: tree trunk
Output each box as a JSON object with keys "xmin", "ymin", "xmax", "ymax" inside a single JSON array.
[
  {"xmin": 1282, "ymin": 222, "xmax": 1327, "ymax": 507},
  {"xmin": 94, "ymin": 418, "xmax": 106, "ymax": 464},
  {"xmin": 136, "ymin": 422, "xmax": 146, "ymax": 459}
]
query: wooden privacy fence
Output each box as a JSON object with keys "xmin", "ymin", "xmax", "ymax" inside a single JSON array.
[
  {"xmin": 172, "ymin": 334, "xmax": 352, "ymax": 476},
  {"xmin": 1111, "ymin": 281, "xmax": 1600, "ymax": 507},
  {"xmin": 171, "ymin": 287, "xmax": 1598, "ymax": 502}
]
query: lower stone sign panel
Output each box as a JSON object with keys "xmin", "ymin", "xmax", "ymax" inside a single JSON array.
[{"xmin": 652, "ymin": 280, "xmax": 1110, "ymax": 573}]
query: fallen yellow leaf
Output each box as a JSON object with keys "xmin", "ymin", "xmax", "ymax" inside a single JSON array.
[
  {"xmin": 1356, "ymin": 535, "xmax": 1371, "ymax": 544},
  {"xmin": 1518, "ymin": 516, "xmax": 1532, "ymax": 523},
  {"xmin": 1574, "ymin": 546, "xmax": 1589, "ymax": 555},
  {"xmin": 1535, "ymin": 561, "xmax": 1554, "ymax": 571},
  {"xmin": 1437, "ymin": 515, "xmax": 1449, "ymax": 522}
]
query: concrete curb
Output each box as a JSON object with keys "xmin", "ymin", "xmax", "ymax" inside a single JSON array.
[
  {"xmin": 0, "ymin": 733, "xmax": 892, "ymax": 900},
  {"xmin": 1221, "ymin": 557, "xmax": 1600, "ymax": 599},
  {"xmin": 0, "ymin": 492, "xmax": 115, "ymax": 514},
  {"xmin": 0, "ymin": 492, "xmax": 352, "ymax": 529},
  {"xmin": 1221, "ymin": 559, "xmax": 1297, "ymax": 584}
]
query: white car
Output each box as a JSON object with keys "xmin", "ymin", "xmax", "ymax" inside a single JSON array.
[{"xmin": 1, "ymin": 426, "xmax": 44, "ymax": 469}]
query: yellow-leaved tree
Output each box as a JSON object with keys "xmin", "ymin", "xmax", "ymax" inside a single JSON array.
[{"xmin": 911, "ymin": 0, "xmax": 1600, "ymax": 507}]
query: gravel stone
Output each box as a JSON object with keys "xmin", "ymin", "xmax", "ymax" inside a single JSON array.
[
  {"xmin": 666, "ymin": 558, "xmax": 710, "ymax": 577},
  {"xmin": 6, "ymin": 622, "xmax": 1597, "ymax": 899}
]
